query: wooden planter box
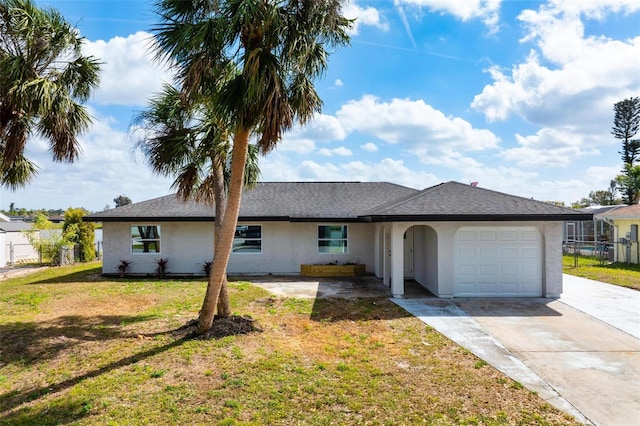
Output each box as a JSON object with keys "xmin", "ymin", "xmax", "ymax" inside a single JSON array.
[{"xmin": 300, "ymin": 264, "xmax": 366, "ymax": 277}]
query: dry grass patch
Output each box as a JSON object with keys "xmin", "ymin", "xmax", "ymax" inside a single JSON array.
[{"xmin": 0, "ymin": 263, "xmax": 579, "ymax": 425}]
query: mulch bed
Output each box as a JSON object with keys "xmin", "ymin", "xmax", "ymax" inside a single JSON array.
[{"xmin": 173, "ymin": 315, "xmax": 262, "ymax": 340}]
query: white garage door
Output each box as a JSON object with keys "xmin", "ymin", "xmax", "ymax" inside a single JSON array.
[{"xmin": 454, "ymin": 226, "xmax": 542, "ymax": 297}]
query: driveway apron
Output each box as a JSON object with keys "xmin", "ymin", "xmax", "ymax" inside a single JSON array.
[{"xmin": 393, "ymin": 276, "xmax": 640, "ymax": 426}]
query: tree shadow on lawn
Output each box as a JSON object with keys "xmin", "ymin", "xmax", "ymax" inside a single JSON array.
[
  {"xmin": 19, "ymin": 266, "xmax": 105, "ymax": 285},
  {"xmin": 2, "ymin": 397, "xmax": 96, "ymax": 426},
  {"xmin": 0, "ymin": 315, "xmax": 261, "ymax": 417},
  {"xmin": 0, "ymin": 314, "xmax": 158, "ymax": 366},
  {"xmin": 0, "ymin": 335, "xmax": 188, "ymax": 418}
]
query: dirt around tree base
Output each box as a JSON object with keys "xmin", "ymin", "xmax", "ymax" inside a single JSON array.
[{"xmin": 173, "ymin": 315, "xmax": 262, "ymax": 340}]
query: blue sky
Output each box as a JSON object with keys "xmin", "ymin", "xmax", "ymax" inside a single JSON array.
[{"xmin": 9, "ymin": 0, "xmax": 640, "ymax": 211}]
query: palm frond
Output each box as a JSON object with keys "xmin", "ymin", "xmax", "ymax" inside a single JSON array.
[
  {"xmin": 0, "ymin": 0, "xmax": 101, "ymax": 187},
  {"xmin": 0, "ymin": 152, "xmax": 38, "ymax": 189}
]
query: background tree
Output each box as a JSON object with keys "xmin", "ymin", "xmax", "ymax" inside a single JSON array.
[
  {"xmin": 62, "ymin": 207, "xmax": 95, "ymax": 262},
  {"xmin": 23, "ymin": 213, "xmax": 70, "ymax": 265},
  {"xmin": 571, "ymin": 180, "xmax": 623, "ymax": 208},
  {"xmin": 588, "ymin": 189, "xmax": 619, "ymax": 206},
  {"xmin": 153, "ymin": 0, "xmax": 351, "ymax": 334},
  {"xmin": 133, "ymin": 83, "xmax": 261, "ymax": 317},
  {"xmin": 113, "ymin": 195, "xmax": 132, "ymax": 207},
  {"xmin": 615, "ymin": 164, "xmax": 640, "ymax": 205},
  {"xmin": 612, "ymin": 97, "xmax": 640, "ymax": 204},
  {"xmin": 0, "ymin": 0, "xmax": 101, "ymax": 188}
]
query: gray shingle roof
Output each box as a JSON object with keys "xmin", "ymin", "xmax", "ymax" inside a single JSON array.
[
  {"xmin": 86, "ymin": 181, "xmax": 592, "ymax": 222},
  {"xmin": 0, "ymin": 221, "xmax": 33, "ymax": 232},
  {"xmin": 363, "ymin": 181, "xmax": 592, "ymax": 221},
  {"xmin": 87, "ymin": 182, "xmax": 418, "ymax": 222}
]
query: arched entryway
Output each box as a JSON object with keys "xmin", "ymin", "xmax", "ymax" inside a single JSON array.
[{"xmin": 403, "ymin": 225, "xmax": 438, "ymax": 295}]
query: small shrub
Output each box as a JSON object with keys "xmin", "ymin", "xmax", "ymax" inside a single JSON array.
[
  {"xmin": 117, "ymin": 259, "xmax": 131, "ymax": 277},
  {"xmin": 156, "ymin": 258, "xmax": 168, "ymax": 278},
  {"xmin": 202, "ymin": 261, "xmax": 213, "ymax": 277}
]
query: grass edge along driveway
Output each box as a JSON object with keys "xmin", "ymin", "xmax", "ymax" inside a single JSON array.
[{"xmin": 563, "ymin": 254, "xmax": 640, "ymax": 290}]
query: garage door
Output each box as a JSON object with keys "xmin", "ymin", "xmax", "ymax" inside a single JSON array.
[{"xmin": 454, "ymin": 226, "xmax": 542, "ymax": 297}]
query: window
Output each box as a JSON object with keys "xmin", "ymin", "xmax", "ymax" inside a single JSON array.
[
  {"xmin": 233, "ymin": 225, "xmax": 262, "ymax": 253},
  {"xmin": 318, "ymin": 225, "xmax": 348, "ymax": 253},
  {"xmin": 131, "ymin": 225, "xmax": 160, "ymax": 253}
]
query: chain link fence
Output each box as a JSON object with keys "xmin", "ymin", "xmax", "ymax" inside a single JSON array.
[{"xmin": 563, "ymin": 239, "xmax": 639, "ymax": 266}]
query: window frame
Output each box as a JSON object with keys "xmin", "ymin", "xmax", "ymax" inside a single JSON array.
[
  {"xmin": 232, "ymin": 224, "xmax": 263, "ymax": 254},
  {"xmin": 317, "ymin": 224, "xmax": 348, "ymax": 254},
  {"xmin": 130, "ymin": 224, "xmax": 161, "ymax": 255}
]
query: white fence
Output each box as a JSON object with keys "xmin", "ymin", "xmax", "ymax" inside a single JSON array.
[{"xmin": 5, "ymin": 242, "xmax": 39, "ymax": 265}]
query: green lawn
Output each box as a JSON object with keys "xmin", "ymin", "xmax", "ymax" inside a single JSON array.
[
  {"xmin": 563, "ymin": 255, "xmax": 640, "ymax": 290},
  {"xmin": 0, "ymin": 263, "xmax": 578, "ymax": 425}
]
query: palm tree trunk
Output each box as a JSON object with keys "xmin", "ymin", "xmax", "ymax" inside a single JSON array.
[
  {"xmin": 213, "ymin": 158, "xmax": 232, "ymax": 317},
  {"xmin": 197, "ymin": 128, "xmax": 250, "ymax": 334}
]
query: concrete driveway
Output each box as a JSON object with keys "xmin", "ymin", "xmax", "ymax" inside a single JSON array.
[{"xmin": 394, "ymin": 275, "xmax": 640, "ymax": 426}]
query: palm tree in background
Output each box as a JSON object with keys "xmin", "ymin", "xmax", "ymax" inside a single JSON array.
[
  {"xmin": 153, "ymin": 0, "xmax": 351, "ymax": 334},
  {"xmin": 133, "ymin": 83, "xmax": 261, "ymax": 316},
  {"xmin": 0, "ymin": 0, "xmax": 100, "ymax": 188}
]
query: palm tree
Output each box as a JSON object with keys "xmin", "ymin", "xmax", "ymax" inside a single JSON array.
[
  {"xmin": 133, "ymin": 83, "xmax": 261, "ymax": 316},
  {"xmin": 153, "ymin": 0, "xmax": 351, "ymax": 334},
  {"xmin": 0, "ymin": 0, "xmax": 101, "ymax": 188}
]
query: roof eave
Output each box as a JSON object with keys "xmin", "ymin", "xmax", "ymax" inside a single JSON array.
[
  {"xmin": 85, "ymin": 215, "xmax": 293, "ymax": 223},
  {"xmin": 361, "ymin": 213, "xmax": 594, "ymax": 222}
]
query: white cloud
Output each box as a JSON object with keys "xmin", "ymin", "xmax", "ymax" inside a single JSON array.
[
  {"xmin": 502, "ymin": 128, "xmax": 601, "ymax": 167},
  {"xmin": 83, "ymin": 31, "xmax": 173, "ymax": 106},
  {"xmin": 473, "ymin": 2, "xmax": 640, "ymax": 125},
  {"xmin": 278, "ymin": 114, "xmax": 346, "ymax": 154},
  {"xmin": 261, "ymin": 155, "xmax": 440, "ymax": 189},
  {"xmin": 318, "ymin": 147, "xmax": 353, "ymax": 157},
  {"xmin": 343, "ymin": 1, "xmax": 390, "ymax": 34},
  {"xmin": 286, "ymin": 114, "xmax": 346, "ymax": 141},
  {"xmin": 397, "ymin": 0, "xmax": 502, "ymax": 33},
  {"xmin": 471, "ymin": 1, "xmax": 640, "ymax": 169},
  {"xmin": 277, "ymin": 138, "xmax": 316, "ymax": 154},
  {"xmin": 540, "ymin": 0, "xmax": 640, "ymax": 22},
  {"xmin": 416, "ymin": 149, "xmax": 484, "ymax": 170},
  {"xmin": 334, "ymin": 79, "xmax": 344, "ymax": 87},
  {"xmin": 360, "ymin": 142, "xmax": 378, "ymax": 152},
  {"xmin": 337, "ymin": 95, "xmax": 500, "ymax": 155}
]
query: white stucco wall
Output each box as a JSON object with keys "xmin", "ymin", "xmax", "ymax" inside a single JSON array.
[
  {"xmin": 227, "ymin": 222, "xmax": 375, "ymax": 274},
  {"xmin": 542, "ymin": 221, "xmax": 563, "ymax": 297},
  {"xmin": 102, "ymin": 222, "xmax": 215, "ymax": 275},
  {"xmin": 412, "ymin": 225, "xmax": 438, "ymax": 295},
  {"xmin": 103, "ymin": 221, "xmax": 377, "ymax": 275}
]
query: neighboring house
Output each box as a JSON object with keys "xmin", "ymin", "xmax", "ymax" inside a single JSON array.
[
  {"xmin": 564, "ymin": 205, "xmax": 620, "ymax": 244},
  {"xmin": 86, "ymin": 181, "xmax": 591, "ymax": 298},
  {"xmin": 595, "ymin": 204, "xmax": 640, "ymax": 264},
  {"xmin": 0, "ymin": 221, "xmax": 37, "ymax": 266}
]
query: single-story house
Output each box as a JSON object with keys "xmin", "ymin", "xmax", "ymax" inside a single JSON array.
[
  {"xmin": 595, "ymin": 204, "xmax": 640, "ymax": 264},
  {"xmin": 86, "ymin": 181, "xmax": 592, "ymax": 298},
  {"xmin": 0, "ymin": 221, "xmax": 37, "ymax": 266}
]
